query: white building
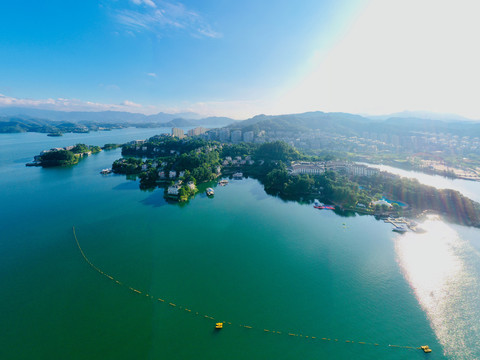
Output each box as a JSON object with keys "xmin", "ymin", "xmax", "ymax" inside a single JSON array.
[
  {"xmin": 231, "ymin": 130, "xmax": 242, "ymax": 143},
  {"xmin": 243, "ymin": 131, "xmax": 254, "ymax": 143},
  {"xmin": 219, "ymin": 128, "xmax": 230, "ymax": 142},
  {"xmin": 290, "ymin": 162, "xmax": 325, "ymax": 175},
  {"xmin": 187, "ymin": 181, "xmax": 196, "ymax": 191},
  {"xmin": 187, "ymin": 127, "xmax": 207, "ymax": 137},
  {"xmin": 169, "ymin": 170, "xmax": 177, "ymax": 178},
  {"xmin": 347, "ymin": 164, "xmax": 379, "ymax": 177},
  {"xmin": 167, "ymin": 184, "xmax": 181, "ymax": 196},
  {"xmin": 172, "ymin": 128, "xmax": 185, "ymax": 139}
]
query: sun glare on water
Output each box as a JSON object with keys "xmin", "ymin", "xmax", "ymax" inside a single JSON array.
[{"xmin": 395, "ymin": 216, "xmax": 480, "ymax": 359}]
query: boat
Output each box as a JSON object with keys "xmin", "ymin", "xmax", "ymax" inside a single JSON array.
[
  {"xmin": 313, "ymin": 200, "xmax": 335, "ymax": 210},
  {"xmin": 218, "ymin": 179, "xmax": 229, "ymax": 186},
  {"xmin": 100, "ymin": 168, "xmax": 112, "ymax": 174},
  {"xmin": 232, "ymin": 172, "xmax": 243, "ymax": 179},
  {"xmin": 206, "ymin": 188, "xmax": 214, "ymax": 196},
  {"xmin": 392, "ymin": 224, "xmax": 408, "ymax": 233}
]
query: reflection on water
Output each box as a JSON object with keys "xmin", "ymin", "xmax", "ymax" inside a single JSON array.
[{"xmin": 395, "ymin": 217, "xmax": 480, "ymax": 359}]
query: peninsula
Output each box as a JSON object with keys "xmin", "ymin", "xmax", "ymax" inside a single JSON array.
[{"xmin": 111, "ymin": 134, "xmax": 480, "ymax": 227}]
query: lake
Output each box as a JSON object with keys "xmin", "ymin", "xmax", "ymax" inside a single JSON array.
[{"xmin": 1, "ymin": 130, "xmax": 479, "ymax": 359}]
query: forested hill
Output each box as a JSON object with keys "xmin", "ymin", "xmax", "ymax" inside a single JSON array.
[
  {"xmin": 227, "ymin": 111, "xmax": 480, "ymax": 137},
  {"xmin": 0, "ymin": 114, "xmax": 236, "ymax": 133}
]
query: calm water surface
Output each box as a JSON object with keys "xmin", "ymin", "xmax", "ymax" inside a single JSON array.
[
  {"xmin": 1, "ymin": 130, "xmax": 480, "ymax": 359},
  {"xmin": 367, "ymin": 163, "xmax": 480, "ymax": 202}
]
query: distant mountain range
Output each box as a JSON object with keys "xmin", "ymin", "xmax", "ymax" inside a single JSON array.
[
  {"xmin": 1, "ymin": 106, "xmax": 479, "ymax": 136},
  {"xmin": 227, "ymin": 111, "xmax": 480, "ymax": 137},
  {"xmin": 0, "ymin": 107, "xmax": 237, "ymax": 133},
  {"xmin": 0, "ymin": 107, "xmax": 203, "ymax": 123},
  {"xmin": 367, "ymin": 110, "xmax": 476, "ymax": 122}
]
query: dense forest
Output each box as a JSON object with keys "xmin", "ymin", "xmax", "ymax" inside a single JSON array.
[{"xmin": 35, "ymin": 144, "xmax": 101, "ymax": 167}]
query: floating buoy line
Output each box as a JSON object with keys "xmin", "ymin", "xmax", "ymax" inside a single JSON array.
[{"xmin": 72, "ymin": 226, "xmax": 431, "ymax": 354}]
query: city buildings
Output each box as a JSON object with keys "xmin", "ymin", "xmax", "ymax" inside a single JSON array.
[
  {"xmin": 187, "ymin": 127, "xmax": 207, "ymax": 137},
  {"xmin": 172, "ymin": 127, "xmax": 185, "ymax": 139}
]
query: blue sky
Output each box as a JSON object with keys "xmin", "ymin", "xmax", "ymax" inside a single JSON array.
[{"xmin": 1, "ymin": 0, "xmax": 479, "ymax": 119}]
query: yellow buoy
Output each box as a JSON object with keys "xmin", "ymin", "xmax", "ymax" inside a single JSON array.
[
  {"xmin": 420, "ymin": 345, "xmax": 432, "ymax": 353},
  {"xmin": 215, "ymin": 322, "xmax": 223, "ymax": 329}
]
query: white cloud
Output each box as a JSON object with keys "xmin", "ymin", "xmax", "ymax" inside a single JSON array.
[
  {"xmin": 121, "ymin": 100, "xmax": 142, "ymax": 108},
  {"xmin": 275, "ymin": 0, "xmax": 480, "ymax": 120},
  {"xmin": 0, "ymin": 93, "xmax": 264, "ymax": 119},
  {"xmin": 147, "ymin": 72, "xmax": 157, "ymax": 77},
  {"xmin": 131, "ymin": 0, "xmax": 156, "ymax": 8},
  {"xmin": 0, "ymin": 94, "xmax": 147, "ymax": 113},
  {"xmin": 165, "ymin": 99, "xmax": 269, "ymax": 119},
  {"xmin": 116, "ymin": 1, "xmax": 221, "ymax": 38}
]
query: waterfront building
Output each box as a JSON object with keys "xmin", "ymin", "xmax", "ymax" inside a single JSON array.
[
  {"xmin": 167, "ymin": 184, "xmax": 181, "ymax": 196},
  {"xmin": 169, "ymin": 170, "xmax": 177, "ymax": 178},
  {"xmin": 372, "ymin": 199, "xmax": 392, "ymax": 207},
  {"xmin": 290, "ymin": 161, "xmax": 326, "ymax": 175},
  {"xmin": 347, "ymin": 164, "xmax": 380, "ymax": 177},
  {"xmin": 187, "ymin": 181, "xmax": 196, "ymax": 191}
]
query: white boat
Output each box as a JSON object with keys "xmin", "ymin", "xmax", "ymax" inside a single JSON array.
[
  {"xmin": 206, "ymin": 188, "xmax": 214, "ymax": 196},
  {"xmin": 392, "ymin": 224, "xmax": 408, "ymax": 233}
]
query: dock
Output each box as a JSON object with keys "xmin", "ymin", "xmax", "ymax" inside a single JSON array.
[{"xmin": 384, "ymin": 217, "xmax": 420, "ymax": 232}]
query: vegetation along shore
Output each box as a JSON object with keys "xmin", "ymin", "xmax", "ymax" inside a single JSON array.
[{"xmin": 111, "ymin": 135, "xmax": 480, "ymax": 228}]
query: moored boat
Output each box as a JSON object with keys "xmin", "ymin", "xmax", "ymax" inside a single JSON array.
[
  {"xmin": 392, "ymin": 224, "xmax": 408, "ymax": 233},
  {"xmin": 313, "ymin": 200, "xmax": 335, "ymax": 210},
  {"xmin": 206, "ymin": 188, "xmax": 214, "ymax": 196}
]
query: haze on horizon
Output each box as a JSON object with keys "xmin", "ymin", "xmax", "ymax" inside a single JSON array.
[{"xmin": 0, "ymin": 0, "xmax": 479, "ymax": 120}]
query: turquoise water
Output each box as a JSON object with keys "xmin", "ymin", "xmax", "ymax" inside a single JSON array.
[{"xmin": 1, "ymin": 130, "xmax": 480, "ymax": 359}]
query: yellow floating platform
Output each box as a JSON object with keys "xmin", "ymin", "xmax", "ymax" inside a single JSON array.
[
  {"xmin": 215, "ymin": 322, "xmax": 223, "ymax": 329},
  {"xmin": 420, "ymin": 345, "xmax": 432, "ymax": 353}
]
